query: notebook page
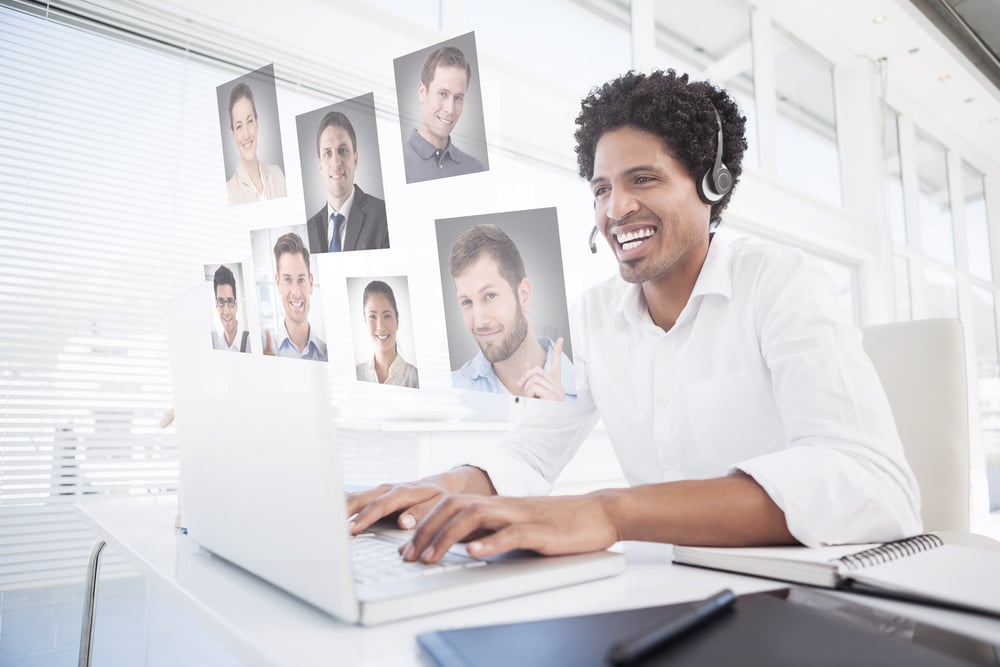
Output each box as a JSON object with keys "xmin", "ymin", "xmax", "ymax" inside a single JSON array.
[{"xmin": 846, "ymin": 545, "xmax": 1000, "ymax": 616}]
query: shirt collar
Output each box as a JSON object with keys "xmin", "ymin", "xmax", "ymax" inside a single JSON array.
[
  {"xmin": 408, "ymin": 129, "xmax": 462, "ymax": 163},
  {"xmin": 459, "ymin": 348, "xmax": 496, "ymax": 381},
  {"xmin": 613, "ymin": 233, "xmax": 734, "ymax": 328},
  {"xmin": 327, "ymin": 185, "xmax": 357, "ymax": 221},
  {"xmin": 278, "ymin": 317, "xmax": 318, "ymax": 355}
]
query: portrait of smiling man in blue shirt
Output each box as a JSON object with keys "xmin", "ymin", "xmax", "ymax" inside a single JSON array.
[
  {"xmin": 449, "ymin": 224, "xmax": 574, "ymax": 402},
  {"xmin": 263, "ymin": 232, "xmax": 328, "ymax": 362}
]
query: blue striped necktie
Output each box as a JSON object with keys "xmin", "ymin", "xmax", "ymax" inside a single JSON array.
[{"xmin": 329, "ymin": 212, "xmax": 345, "ymax": 252}]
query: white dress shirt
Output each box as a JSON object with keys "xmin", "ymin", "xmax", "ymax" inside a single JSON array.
[
  {"xmin": 326, "ymin": 188, "xmax": 356, "ymax": 250},
  {"xmin": 466, "ymin": 234, "xmax": 922, "ymax": 547},
  {"xmin": 356, "ymin": 352, "xmax": 420, "ymax": 388}
]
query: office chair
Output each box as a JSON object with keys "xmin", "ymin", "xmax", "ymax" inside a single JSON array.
[{"xmin": 862, "ymin": 318, "xmax": 970, "ymax": 532}]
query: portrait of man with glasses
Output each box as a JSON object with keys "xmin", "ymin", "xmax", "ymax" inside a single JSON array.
[{"xmin": 210, "ymin": 263, "xmax": 251, "ymax": 353}]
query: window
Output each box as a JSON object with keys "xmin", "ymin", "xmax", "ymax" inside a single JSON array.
[
  {"xmin": 654, "ymin": 0, "xmax": 758, "ymax": 164},
  {"xmin": 964, "ymin": 163, "xmax": 992, "ymax": 281},
  {"xmin": 922, "ymin": 268, "xmax": 959, "ymax": 319},
  {"xmin": 0, "ymin": 5, "xmax": 335, "ymax": 588},
  {"xmin": 469, "ymin": 0, "xmax": 630, "ymax": 105},
  {"xmin": 772, "ymin": 27, "xmax": 841, "ymax": 206},
  {"xmin": 893, "ymin": 256, "xmax": 912, "ymax": 321},
  {"xmin": 971, "ymin": 287, "xmax": 1000, "ymax": 510},
  {"xmin": 883, "ymin": 111, "xmax": 907, "ymax": 245},
  {"xmin": 915, "ymin": 129, "xmax": 955, "ymax": 265}
]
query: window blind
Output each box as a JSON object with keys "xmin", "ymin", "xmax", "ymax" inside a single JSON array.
[{"xmin": 0, "ymin": 2, "xmax": 339, "ymax": 588}]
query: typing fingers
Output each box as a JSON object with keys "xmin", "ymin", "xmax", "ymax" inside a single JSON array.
[
  {"xmin": 465, "ymin": 523, "xmax": 554, "ymax": 558},
  {"xmin": 345, "ymin": 483, "xmax": 393, "ymax": 518},
  {"xmin": 404, "ymin": 495, "xmax": 520, "ymax": 564},
  {"xmin": 349, "ymin": 483, "xmax": 444, "ymax": 535}
]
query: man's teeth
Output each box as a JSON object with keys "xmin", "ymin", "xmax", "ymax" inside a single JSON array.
[
  {"xmin": 376, "ymin": 335, "xmax": 389, "ymax": 341},
  {"xmin": 616, "ymin": 228, "xmax": 654, "ymax": 250}
]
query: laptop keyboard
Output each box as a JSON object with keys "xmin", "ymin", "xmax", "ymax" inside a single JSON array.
[{"xmin": 351, "ymin": 533, "xmax": 487, "ymax": 585}]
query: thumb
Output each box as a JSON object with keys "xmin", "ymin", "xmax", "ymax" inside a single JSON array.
[{"xmin": 264, "ymin": 329, "xmax": 274, "ymax": 356}]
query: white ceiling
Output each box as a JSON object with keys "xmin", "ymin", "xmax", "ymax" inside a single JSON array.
[{"xmin": 754, "ymin": 0, "xmax": 1000, "ymax": 171}]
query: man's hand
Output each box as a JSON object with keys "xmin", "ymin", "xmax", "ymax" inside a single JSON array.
[
  {"xmin": 516, "ymin": 337, "xmax": 566, "ymax": 401},
  {"xmin": 346, "ymin": 466, "xmax": 494, "ymax": 535},
  {"xmin": 401, "ymin": 493, "xmax": 619, "ymax": 564}
]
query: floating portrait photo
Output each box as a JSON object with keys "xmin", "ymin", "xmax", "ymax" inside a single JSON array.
[
  {"xmin": 295, "ymin": 93, "xmax": 390, "ymax": 255},
  {"xmin": 204, "ymin": 262, "xmax": 253, "ymax": 354},
  {"xmin": 435, "ymin": 207, "xmax": 575, "ymax": 402},
  {"xmin": 216, "ymin": 64, "xmax": 288, "ymax": 207},
  {"xmin": 250, "ymin": 225, "xmax": 328, "ymax": 362},
  {"xmin": 394, "ymin": 32, "xmax": 489, "ymax": 184},
  {"xmin": 346, "ymin": 275, "xmax": 420, "ymax": 389}
]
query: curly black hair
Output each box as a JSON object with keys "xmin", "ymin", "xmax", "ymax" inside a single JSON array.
[{"xmin": 574, "ymin": 69, "xmax": 747, "ymax": 221}]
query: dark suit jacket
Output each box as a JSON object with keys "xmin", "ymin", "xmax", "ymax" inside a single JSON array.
[{"xmin": 306, "ymin": 184, "xmax": 390, "ymax": 254}]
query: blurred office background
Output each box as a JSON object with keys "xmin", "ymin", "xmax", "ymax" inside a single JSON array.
[{"xmin": 2, "ymin": 0, "xmax": 1000, "ymax": 664}]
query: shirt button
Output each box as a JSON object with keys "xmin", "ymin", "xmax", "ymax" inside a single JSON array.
[{"xmin": 435, "ymin": 150, "xmax": 440, "ymax": 156}]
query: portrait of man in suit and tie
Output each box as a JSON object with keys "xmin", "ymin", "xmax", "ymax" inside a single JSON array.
[{"xmin": 296, "ymin": 93, "xmax": 390, "ymax": 254}]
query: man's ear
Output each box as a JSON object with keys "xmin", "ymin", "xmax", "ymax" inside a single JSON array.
[
  {"xmin": 418, "ymin": 81, "xmax": 427, "ymax": 102},
  {"xmin": 308, "ymin": 273, "xmax": 315, "ymax": 292},
  {"xmin": 518, "ymin": 278, "xmax": 532, "ymax": 315},
  {"xmin": 274, "ymin": 272, "xmax": 279, "ymax": 286}
]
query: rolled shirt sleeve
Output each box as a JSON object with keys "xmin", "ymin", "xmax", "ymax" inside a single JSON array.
[{"xmin": 462, "ymin": 235, "xmax": 923, "ymax": 546}]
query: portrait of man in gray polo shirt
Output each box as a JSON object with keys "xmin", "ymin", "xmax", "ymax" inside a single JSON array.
[{"xmin": 395, "ymin": 34, "xmax": 489, "ymax": 184}]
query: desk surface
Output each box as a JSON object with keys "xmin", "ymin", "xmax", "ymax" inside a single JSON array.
[{"xmin": 78, "ymin": 496, "xmax": 1000, "ymax": 667}]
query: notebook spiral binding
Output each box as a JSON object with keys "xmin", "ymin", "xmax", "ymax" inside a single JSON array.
[{"xmin": 836, "ymin": 534, "xmax": 944, "ymax": 571}]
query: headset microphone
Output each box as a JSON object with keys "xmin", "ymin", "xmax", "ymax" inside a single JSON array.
[
  {"xmin": 696, "ymin": 107, "xmax": 733, "ymax": 206},
  {"xmin": 588, "ymin": 226, "xmax": 599, "ymax": 254}
]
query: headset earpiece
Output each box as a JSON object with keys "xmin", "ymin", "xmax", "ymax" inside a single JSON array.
[{"xmin": 697, "ymin": 107, "xmax": 732, "ymax": 206}]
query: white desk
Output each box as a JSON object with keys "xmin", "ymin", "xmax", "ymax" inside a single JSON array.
[{"xmin": 76, "ymin": 496, "xmax": 1000, "ymax": 666}]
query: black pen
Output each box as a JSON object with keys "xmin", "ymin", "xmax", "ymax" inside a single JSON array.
[{"xmin": 606, "ymin": 588, "xmax": 737, "ymax": 665}]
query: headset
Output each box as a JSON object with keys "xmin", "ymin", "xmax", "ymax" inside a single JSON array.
[{"xmin": 589, "ymin": 105, "xmax": 731, "ymax": 253}]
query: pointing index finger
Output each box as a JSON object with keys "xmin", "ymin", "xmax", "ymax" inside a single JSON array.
[{"xmin": 550, "ymin": 336, "xmax": 564, "ymax": 380}]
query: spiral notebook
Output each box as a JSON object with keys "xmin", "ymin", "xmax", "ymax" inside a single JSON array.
[{"xmin": 672, "ymin": 532, "xmax": 1000, "ymax": 617}]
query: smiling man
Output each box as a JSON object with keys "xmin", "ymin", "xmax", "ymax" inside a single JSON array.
[
  {"xmin": 402, "ymin": 46, "xmax": 486, "ymax": 183},
  {"xmin": 265, "ymin": 232, "xmax": 327, "ymax": 362},
  {"xmin": 210, "ymin": 264, "xmax": 250, "ymax": 353},
  {"xmin": 306, "ymin": 111, "xmax": 389, "ymax": 253},
  {"xmin": 449, "ymin": 224, "xmax": 573, "ymax": 401},
  {"xmin": 349, "ymin": 70, "xmax": 921, "ymax": 562}
]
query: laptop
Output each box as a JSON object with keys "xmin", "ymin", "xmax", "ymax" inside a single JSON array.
[{"xmin": 166, "ymin": 286, "xmax": 624, "ymax": 625}]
